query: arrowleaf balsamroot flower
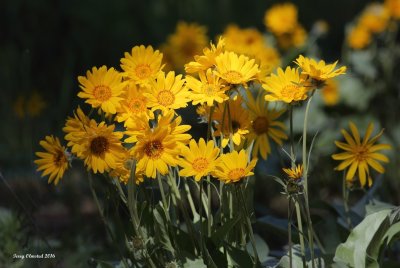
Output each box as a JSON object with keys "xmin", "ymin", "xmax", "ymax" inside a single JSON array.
[
  {"xmin": 263, "ymin": 66, "xmax": 308, "ymax": 103},
  {"xmin": 213, "ymin": 150, "xmax": 257, "ymax": 183},
  {"xmin": 34, "ymin": 136, "xmax": 69, "ymax": 185},
  {"xmin": 144, "ymin": 71, "xmax": 191, "ymax": 113},
  {"xmin": 332, "ymin": 122, "xmax": 392, "ymax": 187},
  {"xmin": 77, "ymin": 66, "xmax": 125, "ymax": 114},
  {"xmin": 245, "ymin": 91, "xmax": 287, "ymax": 159},
  {"xmin": 283, "ymin": 164, "xmax": 303, "ymax": 181},
  {"xmin": 120, "ymin": 45, "xmax": 164, "ymax": 87},
  {"xmin": 186, "ymin": 69, "xmax": 229, "ymax": 106},
  {"xmin": 294, "ymin": 55, "xmax": 346, "ymax": 84},
  {"xmin": 214, "ymin": 51, "xmax": 259, "ymax": 86},
  {"xmin": 179, "ymin": 138, "xmax": 220, "ymax": 181},
  {"xmin": 264, "ymin": 3, "xmax": 298, "ymax": 35}
]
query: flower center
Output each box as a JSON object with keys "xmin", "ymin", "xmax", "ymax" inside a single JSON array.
[
  {"xmin": 93, "ymin": 85, "xmax": 112, "ymax": 102},
  {"xmin": 252, "ymin": 116, "xmax": 269, "ymax": 135},
  {"xmin": 135, "ymin": 64, "xmax": 152, "ymax": 79},
  {"xmin": 202, "ymin": 84, "xmax": 217, "ymax": 96},
  {"xmin": 224, "ymin": 71, "xmax": 243, "ymax": 84},
  {"xmin": 192, "ymin": 157, "xmax": 209, "ymax": 172},
  {"xmin": 181, "ymin": 40, "xmax": 197, "ymax": 57},
  {"xmin": 354, "ymin": 145, "xmax": 368, "ymax": 161},
  {"xmin": 53, "ymin": 150, "xmax": 67, "ymax": 167},
  {"xmin": 144, "ymin": 140, "xmax": 163, "ymax": 159},
  {"xmin": 281, "ymin": 84, "xmax": 303, "ymax": 100},
  {"xmin": 157, "ymin": 90, "xmax": 175, "ymax": 106},
  {"xmin": 90, "ymin": 136, "xmax": 109, "ymax": 156},
  {"xmin": 129, "ymin": 98, "xmax": 146, "ymax": 113},
  {"xmin": 228, "ymin": 168, "xmax": 246, "ymax": 181}
]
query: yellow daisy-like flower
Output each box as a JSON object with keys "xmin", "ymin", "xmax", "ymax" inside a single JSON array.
[
  {"xmin": 124, "ymin": 114, "xmax": 151, "ymax": 144},
  {"xmin": 283, "ymin": 164, "xmax": 303, "ymax": 181},
  {"xmin": 276, "ymin": 24, "xmax": 307, "ymax": 50},
  {"xmin": 385, "ymin": 0, "xmax": 400, "ymax": 19},
  {"xmin": 63, "ymin": 106, "xmax": 91, "ymax": 157},
  {"xmin": 245, "ymin": 91, "xmax": 287, "ymax": 159},
  {"xmin": 263, "ymin": 67, "xmax": 309, "ymax": 103},
  {"xmin": 76, "ymin": 120, "xmax": 126, "ymax": 174},
  {"xmin": 332, "ymin": 122, "xmax": 392, "ymax": 187},
  {"xmin": 186, "ymin": 69, "xmax": 229, "ymax": 106},
  {"xmin": 145, "ymin": 71, "xmax": 191, "ymax": 113},
  {"xmin": 347, "ymin": 25, "xmax": 371, "ymax": 50},
  {"xmin": 253, "ymin": 46, "xmax": 281, "ymax": 81},
  {"xmin": 213, "ymin": 96, "xmax": 250, "ymax": 147},
  {"xmin": 168, "ymin": 22, "xmax": 209, "ymax": 69},
  {"xmin": 120, "ymin": 45, "xmax": 164, "ymax": 86},
  {"xmin": 185, "ymin": 37, "xmax": 225, "ymax": 74},
  {"xmin": 264, "ymin": 3, "xmax": 298, "ymax": 35},
  {"xmin": 131, "ymin": 126, "xmax": 181, "ymax": 178},
  {"xmin": 34, "ymin": 136, "xmax": 69, "ymax": 185},
  {"xmin": 221, "ymin": 24, "xmax": 265, "ymax": 56},
  {"xmin": 157, "ymin": 111, "xmax": 192, "ymax": 147},
  {"xmin": 321, "ymin": 79, "xmax": 339, "ymax": 106},
  {"xmin": 26, "ymin": 91, "xmax": 47, "ymax": 118},
  {"xmin": 213, "ymin": 150, "xmax": 257, "ymax": 183},
  {"xmin": 359, "ymin": 3, "xmax": 390, "ymax": 33},
  {"xmin": 115, "ymin": 82, "xmax": 153, "ymax": 127},
  {"xmin": 294, "ymin": 55, "xmax": 347, "ymax": 84},
  {"xmin": 196, "ymin": 104, "xmax": 211, "ymax": 123},
  {"xmin": 109, "ymin": 157, "xmax": 144, "ymax": 185},
  {"xmin": 179, "ymin": 138, "xmax": 220, "ymax": 181},
  {"xmin": 77, "ymin": 66, "xmax": 125, "ymax": 114},
  {"xmin": 214, "ymin": 51, "xmax": 259, "ymax": 86}
]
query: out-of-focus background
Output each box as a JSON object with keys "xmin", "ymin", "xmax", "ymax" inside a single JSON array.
[{"xmin": 0, "ymin": 0, "xmax": 394, "ymax": 267}]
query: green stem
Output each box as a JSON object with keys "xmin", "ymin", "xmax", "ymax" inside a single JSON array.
[
  {"xmin": 237, "ymin": 184, "xmax": 259, "ymax": 264},
  {"xmin": 302, "ymin": 90, "xmax": 316, "ymax": 268},
  {"xmin": 342, "ymin": 171, "xmax": 353, "ymax": 230},
  {"xmin": 289, "ymin": 105, "xmax": 295, "ymax": 166},
  {"xmin": 206, "ymin": 106, "xmax": 215, "ymax": 237},
  {"xmin": 88, "ymin": 173, "xmax": 130, "ymax": 268},
  {"xmin": 157, "ymin": 172, "xmax": 171, "ymax": 222},
  {"xmin": 294, "ymin": 198, "xmax": 306, "ymax": 267},
  {"xmin": 288, "ymin": 198, "xmax": 293, "ymax": 268}
]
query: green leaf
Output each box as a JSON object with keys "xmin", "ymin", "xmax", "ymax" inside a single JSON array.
[
  {"xmin": 381, "ymin": 221, "xmax": 400, "ymax": 246},
  {"xmin": 210, "ymin": 216, "xmax": 241, "ymax": 246},
  {"xmin": 183, "ymin": 258, "xmax": 207, "ymax": 268},
  {"xmin": 226, "ymin": 244, "xmax": 256, "ymax": 267},
  {"xmin": 246, "ymin": 234, "xmax": 269, "ymax": 263},
  {"xmin": 153, "ymin": 204, "xmax": 175, "ymax": 255},
  {"xmin": 334, "ymin": 209, "xmax": 391, "ymax": 268}
]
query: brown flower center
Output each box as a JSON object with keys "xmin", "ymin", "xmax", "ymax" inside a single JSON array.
[
  {"xmin": 252, "ymin": 116, "xmax": 269, "ymax": 135},
  {"xmin": 93, "ymin": 85, "xmax": 112, "ymax": 101},
  {"xmin": 157, "ymin": 90, "xmax": 175, "ymax": 106},
  {"xmin": 90, "ymin": 136, "xmax": 109, "ymax": 156},
  {"xmin": 192, "ymin": 157, "xmax": 209, "ymax": 172},
  {"xmin": 53, "ymin": 150, "xmax": 67, "ymax": 167},
  {"xmin": 228, "ymin": 168, "xmax": 246, "ymax": 181},
  {"xmin": 129, "ymin": 98, "xmax": 146, "ymax": 113},
  {"xmin": 135, "ymin": 64, "xmax": 152, "ymax": 79},
  {"xmin": 144, "ymin": 140, "xmax": 163, "ymax": 159},
  {"xmin": 353, "ymin": 145, "xmax": 369, "ymax": 161}
]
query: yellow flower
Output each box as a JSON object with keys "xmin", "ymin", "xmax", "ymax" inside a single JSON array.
[
  {"xmin": 185, "ymin": 37, "xmax": 225, "ymax": 74},
  {"xmin": 276, "ymin": 24, "xmax": 307, "ymax": 50},
  {"xmin": 359, "ymin": 3, "xmax": 390, "ymax": 33},
  {"xmin": 124, "ymin": 114, "xmax": 151, "ymax": 144},
  {"xmin": 385, "ymin": 0, "xmax": 400, "ymax": 19},
  {"xmin": 77, "ymin": 66, "xmax": 125, "ymax": 114},
  {"xmin": 221, "ymin": 25, "xmax": 265, "ymax": 56},
  {"xmin": 144, "ymin": 71, "xmax": 191, "ymax": 113},
  {"xmin": 245, "ymin": 91, "xmax": 287, "ymax": 159},
  {"xmin": 179, "ymin": 138, "xmax": 220, "ymax": 181},
  {"xmin": 120, "ymin": 45, "xmax": 164, "ymax": 86},
  {"xmin": 264, "ymin": 3, "xmax": 298, "ymax": 35},
  {"xmin": 109, "ymin": 157, "xmax": 144, "ymax": 185},
  {"xmin": 26, "ymin": 92, "xmax": 47, "ymax": 117},
  {"xmin": 294, "ymin": 55, "xmax": 347, "ymax": 84},
  {"xmin": 213, "ymin": 150, "xmax": 257, "ymax": 183},
  {"xmin": 76, "ymin": 120, "xmax": 126, "ymax": 174},
  {"xmin": 34, "ymin": 136, "xmax": 69, "ymax": 185},
  {"xmin": 157, "ymin": 111, "xmax": 192, "ymax": 147},
  {"xmin": 214, "ymin": 51, "xmax": 259, "ymax": 86},
  {"xmin": 253, "ymin": 46, "xmax": 281, "ymax": 80},
  {"xmin": 347, "ymin": 26, "xmax": 371, "ymax": 50},
  {"xmin": 196, "ymin": 104, "xmax": 211, "ymax": 123},
  {"xmin": 263, "ymin": 67, "xmax": 308, "ymax": 103},
  {"xmin": 186, "ymin": 69, "xmax": 229, "ymax": 106},
  {"xmin": 168, "ymin": 22, "xmax": 209, "ymax": 69},
  {"xmin": 213, "ymin": 96, "xmax": 250, "ymax": 147},
  {"xmin": 131, "ymin": 126, "xmax": 181, "ymax": 178},
  {"xmin": 332, "ymin": 122, "xmax": 392, "ymax": 187},
  {"xmin": 283, "ymin": 164, "xmax": 303, "ymax": 181},
  {"xmin": 115, "ymin": 82, "xmax": 153, "ymax": 127},
  {"xmin": 63, "ymin": 106, "xmax": 91, "ymax": 157},
  {"xmin": 321, "ymin": 79, "xmax": 339, "ymax": 106}
]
